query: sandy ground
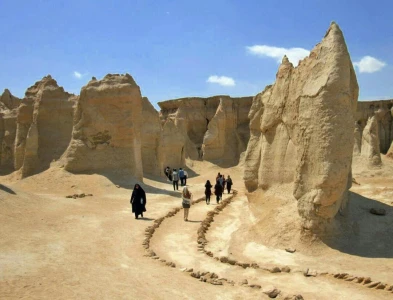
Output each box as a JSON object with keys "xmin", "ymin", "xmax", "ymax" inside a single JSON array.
[{"xmin": 1, "ymin": 158, "xmax": 392, "ymax": 299}]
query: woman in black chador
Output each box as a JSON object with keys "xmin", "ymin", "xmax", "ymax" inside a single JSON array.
[
  {"xmin": 130, "ymin": 184, "xmax": 146, "ymax": 219},
  {"xmin": 204, "ymin": 180, "xmax": 212, "ymax": 205}
]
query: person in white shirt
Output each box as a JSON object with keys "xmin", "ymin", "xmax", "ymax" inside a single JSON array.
[{"xmin": 181, "ymin": 186, "xmax": 192, "ymax": 221}]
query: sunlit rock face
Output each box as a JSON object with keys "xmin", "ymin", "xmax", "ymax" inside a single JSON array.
[
  {"xmin": 243, "ymin": 22, "xmax": 359, "ymax": 231},
  {"xmin": 62, "ymin": 74, "xmax": 143, "ymax": 181}
]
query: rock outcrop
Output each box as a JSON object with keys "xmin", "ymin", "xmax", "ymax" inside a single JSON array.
[
  {"xmin": 0, "ymin": 89, "xmax": 21, "ymax": 110},
  {"xmin": 141, "ymin": 97, "xmax": 161, "ymax": 175},
  {"xmin": 243, "ymin": 22, "xmax": 359, "ymax": 231},
  {"xmin": 61, "ymin": 74, "xmax": 143, "ymax": 181},
  {"xmin": 14, "ymin": 76, "xmax": 75, "ymax": 177},
  {"xmin": 157, "ymin": 119, "xmax": 185, "ymax": 173},
  {"xmin": 0, "ymin": 90, "xmax": 20, "ymax": 171},
  {"xmin": 158, "ymin": 96, "xmax": 252, "ymax": 166},
  {"xmin": 360, "ymin": 116, "xmax": 382, "ymax": 166},
  {"xmin": 355, "ymin": 100, "xmax": 393, "ymax": 154}
]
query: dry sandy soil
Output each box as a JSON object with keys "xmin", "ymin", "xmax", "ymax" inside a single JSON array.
[{"xmin": 0, "ymin": 158, "xmax": 392, "ymax": 299}]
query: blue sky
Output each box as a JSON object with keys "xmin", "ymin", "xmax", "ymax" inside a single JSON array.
[{"xmin": 0, "ymin": 0, "xmax": 392, "ymax": 109}]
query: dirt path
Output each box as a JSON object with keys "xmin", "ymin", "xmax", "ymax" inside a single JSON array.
[{"xmin": 150, "ymin": 187, "xmax": 393, "ymax": 300}]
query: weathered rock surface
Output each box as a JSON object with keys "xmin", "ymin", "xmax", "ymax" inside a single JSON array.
[
  {"xmin": 243, "ymin": 22, "xmax": 359, "ymax": 231},
  {"xmin": 14, "ymin": 98, "xmax": 34, "ymax": 171},
  {"xmin": 387, "ymin": 141, "xmax": 393, "ymax": 159},
  {"xmin": 360, "ymin": 116, "xmax": 382, "ymax": 167},
  {"xmin": 158, "ymin": 96, "xmax": 252, "ymax": 166},
  {"xmin": 0, "ymin": 89, "xmax": 21, "ymax": 110},
  {"xmin": 15, "ymin": 76, "xmax": 75, "ymax": 177},
  {"xmin": 0, "ymin": 109, "xmax": 18, "ymax": 171},
  {"xmin": 157, "ymin": 119, "xmax": 185, "ymax": 172},
  {"xmin": 61, "ymin": 74, "xmax": 143, "ymax": 180},
  {"xmin": 355, "ymin": 100, "xmax": 393, "ymax": 154},
  {"xmin": 141, "ymin": 97, "xmax": 161, "ymax": 175}
]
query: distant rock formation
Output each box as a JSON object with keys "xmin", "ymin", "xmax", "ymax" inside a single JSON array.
[
  {"xmin": 141, "ymin": 97, "xmax": 161, "ymax": 175},
  {"xmin": 360, "ymin": 116, "xmax": 382, "ymax": 166},
  {"xmin": 0, "ymin": 90, "xmax": 20, "ymax": 170},
  {"xmin": 13, "ymin": 76, "xmax": 75, "ymax": 177},
  {"xmin": 0, "ymin": 89, "xmax": 21, "ymax": 110},
  {"xmin": 243, "ymin": 22, "xmax": 359, "ymax": 231},
  {"xmin": 157, "ymin": 119, "xmax": 185, "ymax": 172},
  {"xmin": 61, "ymin": 74, "xmax": 143, "ymax": 181},
  {"xmin": 158, "ymin": 95, "xmax": 252, "ymax": 167},
  {"xmin": 355, "ymin": 100, "xmax": 393, "ymax": 154}
]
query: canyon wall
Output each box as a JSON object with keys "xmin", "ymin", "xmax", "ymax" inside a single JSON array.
[{"xmin": 158, "ymin": 95, "xmax": 252, "ymax": 167}]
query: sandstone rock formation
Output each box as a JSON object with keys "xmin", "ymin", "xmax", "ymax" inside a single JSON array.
[
  {"xmin": 243, "ymin": 22, "xmax": 359, "ymax": 231},
  {"xmin": 157, "ymin": 119, "xmax": 185, "ymax": 173},
  {"xmin": 360, "ymin": 116, "xmax": 382, "ymax": 166},
  {"xmin": 0, "ymin": 89, "xmax": 21, "ymax": 110},
  {"xmin": 158, "ymin": 96, "xmax": 252, "ymax": 166},
  {"xmin": 61, "ymin": 74, "xmax": 143, "ymax": 181},
  {"xmin": 387, "ymin": 141, "xmax": 393, "ymax": 159},
  {"xmin": 14, "ymin": 76, "xmax": 75, "ymax": 177},
  {"xmin": 355, "ymin": 100, "xmax": 393, "ymax": 154},
  {"xmin": 141, "ymin": 97, "xmax": 161, "ymax": 175},
  {"xmin": 0, "ymin": 90, "xmax": 20, "ymax": 171}
]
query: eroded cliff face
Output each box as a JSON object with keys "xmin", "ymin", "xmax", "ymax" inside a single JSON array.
[
  {"xmin": 243, "ymin": 22, "xmax": 359, "ymax": 231},
  {"xmin": 158, "ymin": 96, "xmax": 252, "ymax": 167},
  {"xmin": 14, "ymin": 76, "xmax": 75, "ymax": 178},
  {"xmin": 0, "ymin": 90, "xmax": 20, "ymax": 171},
  {"xmin": 355, "ymin": 100, "xmax": 393, "ymax": 154},
  {"xmin": 61, "ymin": 74, "xmax": 143, "ymax": 181},
  {"xmin": 141, "ymin": 97, "xmax": 161, "ymax": 175}
]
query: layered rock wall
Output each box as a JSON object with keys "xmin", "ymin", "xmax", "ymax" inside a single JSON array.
[
  {"xmin": 61, "ymin": 74, "xmax": 143, "ymax": 180},
  {"xmin": 158, "ymin": 96, "xmax": 252, "ymax": 166},
  {"xmin": 243, "ymin": 22, "xmax": 359, "ymax": 231},
  {"xmin": 15, "ymin": 76, "xmax": 74, "ymax": 177}
]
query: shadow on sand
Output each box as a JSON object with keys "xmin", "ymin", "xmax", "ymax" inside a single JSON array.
[
  {"xmin": 95, "ymin": 167, "xmax": 201, "ymax": 197},
  {"xmin": 321, "ymin": 192, "xmax": 393, "ymax": 258},
  {"xmin": 0, "ymin": 184, "xmax": 16, "ymax": 195},
  {"xmin": 137, "ymin": 217, "xmax": 155, "ymax": 221}
]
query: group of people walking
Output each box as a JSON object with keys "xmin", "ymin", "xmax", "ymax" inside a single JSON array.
[
  {"xmin": 164, "ymin": 166, "xmax": 188, "ymax": 191},
  {"xmin": 130, "ymin": 171, "xmax": 233, "ymax": 221},
  {"xmin": 204, "ymin": 173, "xmax": 233, "ymax": 205}
]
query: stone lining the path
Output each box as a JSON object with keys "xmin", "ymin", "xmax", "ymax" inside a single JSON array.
[{"xmin": 197, "ymin": 191, "xmax": 393, "ymax": 295}]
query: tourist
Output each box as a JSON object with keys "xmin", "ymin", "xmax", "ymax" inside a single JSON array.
[
  {"xmin": 168, "ymin": 168, "xmax": 173, "ymax": 181},
  {"xmin": 205, "ymin": 180, "xmax": 212, "ymax": 204},
  {"xmin": 179, "ymin": 168, "xmax": 185, "ymax": 186},
  {"xmin": 216, "ymin": 172, "xmax": 221, "ymax": 182},
  {"xmin": 218, "ymin": 175, "xmax": 224, "ymax": 187},
  {"xmin": 172, "ymin": 168, "xmax": 179, "ymax": 191},
  {"xmin": 165, "ymin": 166, "xmax": 170, "ymax": 181},
  {"xmin": 182, "ymin": 186, "xmax": 192, "ymax": 221},
  {"xmin": 183, "ymin": 169, "xmax": 188, "ymax": 185},
  {"xmin": 130, "ymin": 183, "xmax": 146, "ymax": 219},
  {"xmin": 222, "ymin": 175, "xmax": 226, "ymax": 192},
  {"xmin": 214, "ymin": 180, "xmax": 223, "ymax": 204},
  {"xmin": 226, "ymin": 175, "xmax": 233, "ymax": 194}
]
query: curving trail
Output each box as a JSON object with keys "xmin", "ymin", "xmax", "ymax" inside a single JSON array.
[{"xmin": 146, "ymin": 186, "xmax": 393, "ymax": 300}]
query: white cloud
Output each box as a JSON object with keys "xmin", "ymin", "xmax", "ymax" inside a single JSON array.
[
  {"xmin": 354, "ymin": 56, "xmax": 386, "ymax": 73},
  {"xmin": 73, "ymin": 71, "xmax": 83, "ymax": 79},
  {"xmin": 207, "ymin": 75, "xmax": 235, "ymax": 86},
  {"xmin": 246, "ymin": 45, "xmax": 310, "ymax": 66}
]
